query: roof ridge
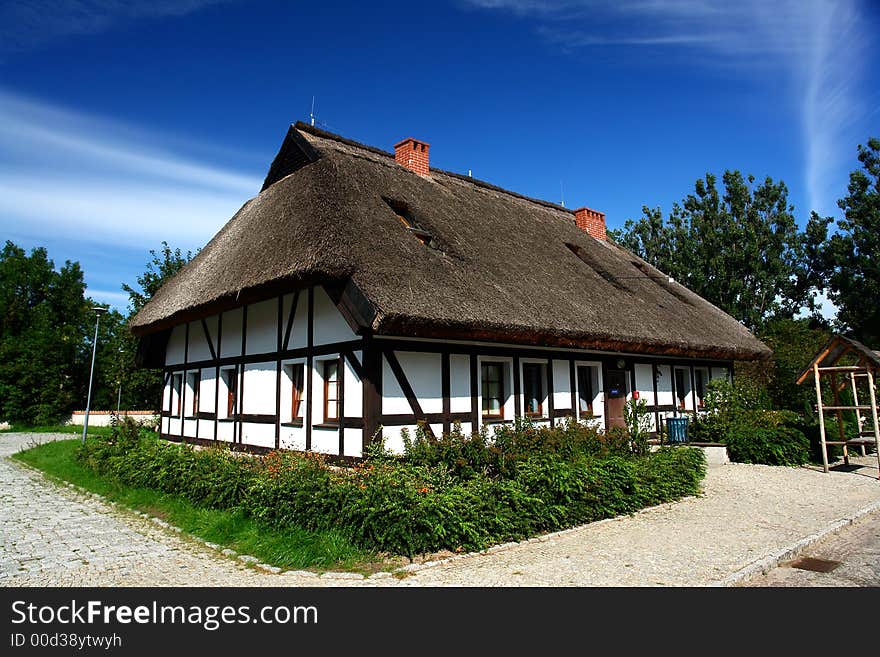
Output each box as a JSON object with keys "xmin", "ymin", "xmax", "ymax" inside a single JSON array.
[{"xmin": 293, "ymin": 121, "xmax": 573, "ymax": 215}]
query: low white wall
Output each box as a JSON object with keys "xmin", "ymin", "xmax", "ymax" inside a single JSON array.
[{"xmin": 67, "ymin": 411, "xmax": 158, "ymax": 427}]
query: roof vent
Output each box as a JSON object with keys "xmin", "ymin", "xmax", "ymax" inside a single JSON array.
[{"xmin": 394, "ymin": 137, "xmax": 430, "ymax": 176}]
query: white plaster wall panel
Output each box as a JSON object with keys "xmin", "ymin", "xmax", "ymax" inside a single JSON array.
[
  {"xmin": 216, "ymin": 422, "xmax": 234, "ymax": 442},
  {"xmin": 280, "ymin": 428, "xmax": 306, "ymax": 451},
  {"xmin": 382, "ymin": 426, "xmax": 413, "ymax": 455},
  {"xmin": 711, "ymin": 367, "xmax": 730, "ymax": 382},
  {"xmin": 242, "ymin": 362, "xmax": 277, "ymax": 415},
  {"xmin": 311, "ymin": 428, "xmax": 339, "ymax": 455},
  {"xmin": 449, "ymin": 355, "xmax": 471, "ymax": 413},
  {"xmin": 169, "ymin": 418, "xmax": 181, "ymax": 435},
  {"xmin": 279, "ymin": 293, "xmax": 295, "ymax": 347},
  {"xmin": 162, "ymin": 379, "xmax": 173, "ymax": 413},
  {"xmin": 246, "ymin": 298, "xmax": 278, "ymax": 355},
  {"xmin": 381, "ymin": 354, "xmax": 409, "ymax": 415},
  {"xmin": 343, "ymin": 353, "xmax": 363, "ymax": 418},
  {"xmin": 429, "ymin": 423, "xmax": 443, "ymax": 438},
  {"xmin": 220, "ymin": 308, "xmax": 244, "ymax": 358},
  {"xmin": 397, "ymin": 352, "xmax": 442, "ymax": 414},
  {"xmin": 166, "ymin": 325, "xmax": 186, "ymax": 365},
  {"xmin": 198, "ymin": 368, "xmax": 216, "ymax": 413},
  {"xmin": 551, "ymin": 359, "xmax": 571, "ymax": 411},
  {"xmin": 313, "ymin": 286, "xmax": 357, "ymax": 345},
  {"xmin": 240, "ymin": 423, "xmax": 275, "ymax": 449},
  {"xmin": 187, "ymin": 319, "xmax": 212, "ymax": 363},
  {"xmin": 161, "ymin": 416, "xmax": 169, "ymax": 433},
  {"xmin": 289, "ymin": 293, "xmax": 309, "ymax": 349},
  {"xmin": 183, "ymin": 419, "xmax": 197, "ymax": 437},
  {"xmin": 656, "ymin": 365, "xmax": 674, "ymax": 406},
  {"xmin": 197, "ymin": 420, "xmax": 214, "ymax": 441},
  {"xmin": 455, "ymin": 422, "xmax": 473, "ymax": 436},
  {"xmin": 634, "ymin": 364, "xmax": 655, "ymax": 405},
  {"xmin": 343, "ymin": 429, "xmax": 362, "ymax": 458}
]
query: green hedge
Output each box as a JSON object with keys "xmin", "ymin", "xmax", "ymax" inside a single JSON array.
[{"xmin": 77, "ymin": 420, "xmax": 706, "ymax": 557}]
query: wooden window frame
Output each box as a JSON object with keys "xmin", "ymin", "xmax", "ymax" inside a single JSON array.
[
  {"xmin": 222, "ymin": 367, "xmax": 237, "ymax": 417},
  {"xmin": 577, "ymin": 365, "xmax": 595, "ymax": 417},
  {"xmin": 522, "ymin": 362, "xmax": 546, "ymax": 418},
  {"xmin": 288, "ymin": 363, "xmax": 305, "ymax": 421},
  {"xmin": 323, "ymin": 360, "xmax": 339, "ymax": 424},
  {"xmin": 481, "ymin": 361, "xmax": 505, "ymax": 419}
]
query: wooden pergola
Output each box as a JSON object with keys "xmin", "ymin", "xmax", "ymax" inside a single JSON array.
[{"xmin": 796, "ymin": 335, "xmax": 880, "ymax": 476}]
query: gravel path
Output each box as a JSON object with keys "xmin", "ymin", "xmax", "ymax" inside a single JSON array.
[{"xmin": 2, "ymin": 433, "xmax": 879, "ymax": 587}]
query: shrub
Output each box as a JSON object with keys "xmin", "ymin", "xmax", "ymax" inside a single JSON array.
[
  {"xmin": 76, "ymin": 419, "xmax": 707, "ymax": 556},
  {"xmin": 723, "ymin": 425, "xmax": 810, "ymax": 466}
]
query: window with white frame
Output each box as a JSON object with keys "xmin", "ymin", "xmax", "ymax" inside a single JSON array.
[
  {"xmin": 171, "ymin": 373, "xmax": 183, "ymax": 418},
  {"xmin": 522, "ymin": 362, "xmax": 547, "ymax": 418},
  {"xmin": 221, "ymin": 367, "xmax": 237, "ymax": 418},
  {"xmin": 322, "ymin": 360, "xmax": 340, "ymax": 424},
  {"xmin": 481, "ymin": 361, "xmax": 506, "ymax": 419},
  {"xmin": 576, "ymin": 365, "xmax": 599, "ymax": 418},
  {"xmin": 185, "ymin": 371, "xmax": 200, "ymax": 417}
]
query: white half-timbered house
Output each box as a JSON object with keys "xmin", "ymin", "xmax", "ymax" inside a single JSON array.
[{"xmin": 131, "ymin": 123, "xmax": 770, "ymax": 458}]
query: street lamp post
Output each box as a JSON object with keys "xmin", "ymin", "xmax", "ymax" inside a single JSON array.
[{"xmin": 82, "ymin": 306, "xmax": 108, "ymax": 445}]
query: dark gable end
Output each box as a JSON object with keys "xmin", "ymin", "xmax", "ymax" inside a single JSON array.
[{"xmin": 130, "ymin": 122, "xmax": 771, "ymax": 361}]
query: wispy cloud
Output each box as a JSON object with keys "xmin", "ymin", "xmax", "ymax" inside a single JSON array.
[
  {"xmin": 0, "ymin": 88, "xmax": 261, "ymax": 248},
  {"xmin": 0, "ymin": 1, "xmax": 230, "ymax": 53},
  {"xmin": 463, "ymin": 0, "xmax": 871, "ymax": 216}
]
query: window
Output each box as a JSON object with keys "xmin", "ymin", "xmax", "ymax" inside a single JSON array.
[
  {"xmin": 674, "ymin": 368, "xmax": 689, "ymax": 410},
  {"xmin": 522, "ymin": 362, "xmax": 546, "ymax": 417},
  {"xmin": 481, "ymin": 362, "xmax": 505, "ymax": 419},
  {"xmin": 222, "ymin": 367, "xmax": 237, "ymax": 417},
  {"xmin": 286, "ymin": 364, "xmax": 305, "ymax": 421},
  {"xmin": 323, "ymin": 360, "xmax": 339, "ymax": 423},
  {"xmin": 694, "ymin": 368, "xmax": 708, "ymax": 409},
  {"xmin": 186, "ymin": 372, "xmax": 200, "ymax": 417},
  {"xmin": 171, "ymin": 373, "xmax": 183, "ymax": 417},
  {"xmin": 383, "ymin": 197, "xmax": 441, "ymax": 250},
  {"xmin": 577, "ymin": 365, "xmax": 595, "ymax": 416}
]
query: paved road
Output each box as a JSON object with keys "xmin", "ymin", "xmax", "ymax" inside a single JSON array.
[
  {"xmin": 738, "ymin": 507, "xmax": 880, "ymax": 587},
  {"xmin": 2, "ymin": 433, "xmax": 879, "ymax": 587}
]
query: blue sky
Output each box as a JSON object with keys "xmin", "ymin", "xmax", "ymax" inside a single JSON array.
[{"xmin": 1, "ymin": 0, "xmax": 877, "ymax": 314}]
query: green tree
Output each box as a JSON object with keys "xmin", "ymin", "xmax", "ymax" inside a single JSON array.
[
  {"xmin": 0, "ymin": 241, "xmax": 91, "ymax": 424},
  {"xmin": 815, "ymin": 137, "xmax": 880, "ymax": 347},
  {"xmin": 610, "ymin": 171, "xmax": 813, "ymax": 331}
]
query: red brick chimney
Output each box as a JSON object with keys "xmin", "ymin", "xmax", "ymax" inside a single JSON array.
[
  {"xmin": 394, "ymin": 137, "xmax": 430, "ymax": 176},
  {"xmin": 573, "ymin": 206, "xmax": 607, "ymax": 241}
]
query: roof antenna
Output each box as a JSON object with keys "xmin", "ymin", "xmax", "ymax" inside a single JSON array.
[
  {"xmin": 560, "ymin": 180, "xmax": 565, "ymax": 208},
  {"xmin": 310, "ymin": 96, "xmax": 316, "ymax": 127}
]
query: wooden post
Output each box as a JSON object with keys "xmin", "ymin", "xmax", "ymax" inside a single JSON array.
[
  {"xmin": 865, "ymin": 368, "xmax": 880, "ymax": 479},
  {"xmin": 814, "ymin": 363, "xmax": 829, "ymax": 473},
  {"xmin": 850, "ymin": 373, "xmax": 867, "ymax": 456},
  {"xmin": 831, "ymin": 372, "xmax": 849, "ymax": 466}
]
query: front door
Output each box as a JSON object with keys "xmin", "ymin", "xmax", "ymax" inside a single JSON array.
[{"xmin": 604, "ymin": 369, "xmax": 627, "ymax": 429}]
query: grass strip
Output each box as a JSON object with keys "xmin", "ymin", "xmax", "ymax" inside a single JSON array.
[{"xmin": 12, "ymin": 439, "xmax": 375, "ymax": 573}]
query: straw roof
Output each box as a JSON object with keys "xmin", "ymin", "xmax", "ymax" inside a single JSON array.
[{"xmin": 130, "ymin": 123, "xmax": 770, "ymax": 361}]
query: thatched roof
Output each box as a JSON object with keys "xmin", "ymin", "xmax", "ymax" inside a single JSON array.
[{"xmin": 130, "ymin": 122, "xmax": 770, "ymax": 361}]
